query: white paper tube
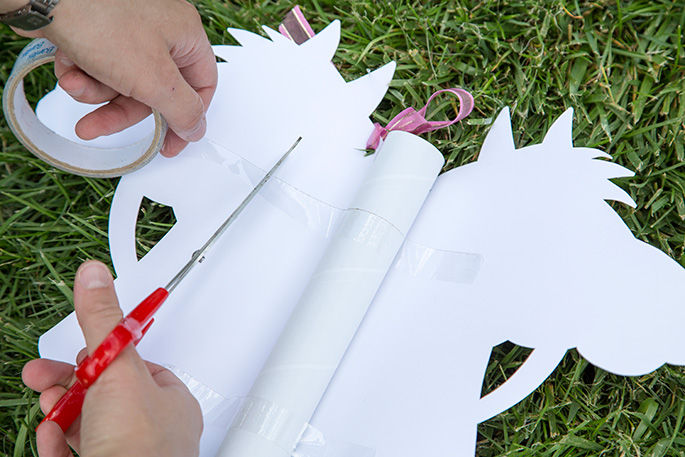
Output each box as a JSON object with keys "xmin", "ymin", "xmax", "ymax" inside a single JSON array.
[{"xmin": 216, "ymin": 130, "xmax": 445, "ymax": 457}]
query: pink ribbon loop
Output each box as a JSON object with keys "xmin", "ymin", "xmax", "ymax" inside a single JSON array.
[{"xmin": 366, "ymin": 88, "xmax": 475, "ymax": 150}]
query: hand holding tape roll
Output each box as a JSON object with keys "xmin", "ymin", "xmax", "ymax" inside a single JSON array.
[{"xmin": 2, "ymin": 39, "xmax": 167, "ymax": 178}]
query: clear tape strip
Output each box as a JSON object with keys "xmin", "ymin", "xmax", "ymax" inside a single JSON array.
[
  {"xmin": 394, "ymin": 240, "xmax": 484, "ymax": 284},
  {"xmin": 165, "ymin": 365, "xmax": 376, "ymax": 457},
  {"xmin": 203, "ymin": 139, "xmax": 345, "ymax": 239},
  {"xmin": 200, "ymin": 139, "xmax": 483, "ymax": 284},
  {"xmin": 231, "ymin": 396, "xmax": 308, "ymax": 452},
  {"xmin": 261, "ymin": 177, "xmax": 343, "ymax": 240},
  {"xmin": 335, "ymin": 208, "xmax": 402, "ymax": 254}
]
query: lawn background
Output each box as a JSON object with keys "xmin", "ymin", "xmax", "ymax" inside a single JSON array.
[{"xmin": 2, "ymin": 0, "xmax": 685, "ymax": 455}]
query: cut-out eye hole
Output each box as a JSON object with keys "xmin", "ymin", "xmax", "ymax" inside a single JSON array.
[
  {"xmin": 216, "ymin": 56, "xmax": 227, "ymax": 63},
  {"xmin": 480, "ymin": 341, "xmax": 534, "ymax": 398},
  {"xmin": 135, "ymin": 197, "xmax": 177, "ymax": 261}
]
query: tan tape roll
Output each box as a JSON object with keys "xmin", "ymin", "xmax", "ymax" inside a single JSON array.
[{"xmin": 2, "ymin": 39, "xmax": 167, "ymax": 178}]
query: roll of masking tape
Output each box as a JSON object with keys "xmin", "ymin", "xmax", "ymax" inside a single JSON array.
[{"xmin": 2, "ymin": 39, "xmax": 167, "ymax": 178}]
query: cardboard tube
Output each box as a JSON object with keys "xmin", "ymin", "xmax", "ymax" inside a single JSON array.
[{"xmin": 216, "ymin": 131, "xmax": 445, "ymax": 456}]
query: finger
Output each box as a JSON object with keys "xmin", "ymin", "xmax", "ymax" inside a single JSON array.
[
  {"xmin": 53, "ymin": 50, "xmax": 76, "ymax": 78},
  {"xmin": 63, "ymin": 414, "xmax": 82, "ymax": 448},
  {"xmin": 54, "ymin": 50, "xmax": 119, "ymax": 104},
  {"xmin": 72, "ymin": 261, "xmax": 152, "ymax": 383},
  {"xmin": 76, "ymin": 347, "xmax": 88, "ymax": 365},
  {"xmin": 72, "ymin": 260, "xmax": 123, "ymax": 352},
  {"xmin": 140, "ymin": 8, "xmax": 214, "ymax": 143},
  {"xmin": 136, "ymin": 58, "xmax": 207, "ymax": 143},
  {"xmin": 22, "ymin": 359, "xmax": 75, "ymax": 392},
  {"xmin": 161, "ymin": 130, "xmax": 188, "ymax": 157},
  {"xmin": 74, "ymin": 95, "xmax": 152, "ymax": 140},
  {"xmin": 39, "ymin": 385, "xmax": 69, "ymax": 415},
  {"xmin": 39, "ymin": 385, "xmax": 87, "ymax": 442},
  {"xmin": 36, "ymin": 421, "xmax": 73, "ymax": 457},
  {"xmin": 175, "ymin": 39, "xmax": 218, "ymax": 119},
  {"xmin": 144, "ymin": 361, "xmax": 189, "ymax": 389},
  {"xmin": 57, "ymin": 67, "xmax": 119, "ymax": 104},
  {"xmin": 65, "ymin": 415, "xmax": 81, "ymax": 444}
]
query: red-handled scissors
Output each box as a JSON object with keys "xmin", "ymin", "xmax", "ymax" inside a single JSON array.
[{"xmin": 40, "ymin": 137, "xmax": 302, "ymax": 432}]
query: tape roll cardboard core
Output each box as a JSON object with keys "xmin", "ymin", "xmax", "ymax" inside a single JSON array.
[{"xmin": 2, "ymin": 39, "xmax": 167, "ymax": 178}]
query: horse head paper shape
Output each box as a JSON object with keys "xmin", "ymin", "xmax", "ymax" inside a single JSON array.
[
  {"xmin": 309, "ymin": 106, "xmax": 685, "ymax": 456},
  {"xmin": 36, "ymin": 19, "xmax": 685, "ymax": 457}
]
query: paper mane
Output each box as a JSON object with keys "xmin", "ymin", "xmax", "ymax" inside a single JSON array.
[{"xmin": 35, "ymin": 19, "xmax": 685, "ymax": 457}]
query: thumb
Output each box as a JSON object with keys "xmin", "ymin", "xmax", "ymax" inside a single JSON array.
[{"xmin": 73, "ymin": 261, "xmax": 124, "ymax": 354}]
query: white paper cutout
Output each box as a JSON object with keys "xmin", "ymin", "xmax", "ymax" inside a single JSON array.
[
  {"xmin": 309, "ymin": 107, "xmax": 685, "ymax": 456},
  {"xmin": 35, "ymin": 19, "xmax": 685, "ymax": 457}
]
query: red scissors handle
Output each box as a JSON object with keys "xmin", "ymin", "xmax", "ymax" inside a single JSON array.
[
  {"xmin": 40, "ymin": 318, "xmax": 155, "ymax": 432},
  {"xmin": 75, "ymin": 287, "xmax": 169, "ymax": 388}
]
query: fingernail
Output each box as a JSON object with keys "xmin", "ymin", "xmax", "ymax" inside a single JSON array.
[
  {"xmin": 77, "ymin": 262, "xmax": 112, "ymax": 290},
  {"xmin": 64, "ymin": 85, "xmax": 84, "ymax": 97},
  {"xmin": 184, "ymin": 117, "xmax": 206, "ymax": 142},
  {"xmin": 58, "ymin": 77, "xmax": 84, "ymax": 97},
  {"xmin": 160, "ymin": 138, "xmax": 176, "ymax": 157},
  {"xmin": 59, "ymin": 55, "xmax": 74, "ymax": 67}
]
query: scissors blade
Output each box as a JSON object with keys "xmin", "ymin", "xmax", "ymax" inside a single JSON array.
[{"xmin": 164, "ymin": 137, "xmax": 302, "ymax": 292}]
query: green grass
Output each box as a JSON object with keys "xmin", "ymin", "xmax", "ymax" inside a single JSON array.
[{"xmin": 2, "ymin": 0, "xmax": 685, "ymax": 455}]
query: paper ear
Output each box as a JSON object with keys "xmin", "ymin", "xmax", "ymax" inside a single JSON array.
[
  {"xmin": 300, "ymin": 20, "xmax": 341, "ymax": 62},
  {"xmin": 212, "ymin": 44, "xmax": 239, "ymax": 63},
  {"xmin": 542, "ymin": 108, "xmax": 574, "ymax": 147},
  {"xmin": 226, "ymin": 27, "xmax": 272, "ymax": 48},
  {"xmin": 478, "ymin": 107, "xmax": 515, "ymax": 162},
  {"xmin": 345, "ymin": 62, "xmax": 397, "ymax": 116},
  {"xmin": 261, "ymin": 25, "xmax": 296, "ymax": 45}
]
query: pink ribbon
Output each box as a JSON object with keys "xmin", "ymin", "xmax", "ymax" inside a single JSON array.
[
  {"xmin": 279, "ymin": 5, "xmax": 316, "ymax": 44},
  {"xmin": 366, "ymin": 88, "xmax": 474, "ymax": 150}
]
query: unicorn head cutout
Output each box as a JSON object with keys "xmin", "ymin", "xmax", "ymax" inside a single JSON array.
[{"xmin": 309, "ymin": 107, "xmax": 685, "ymax": 457}]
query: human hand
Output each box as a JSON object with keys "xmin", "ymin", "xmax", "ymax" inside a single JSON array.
[
  {"xmin": 22, "ymin": 260, "xmax": 203, "ymax": 457},
  {"xmin": 13, "ymin": 0, "xmax": 218, "ymax": 157}
]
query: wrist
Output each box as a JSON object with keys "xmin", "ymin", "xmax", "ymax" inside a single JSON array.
[{"xmin": 0, "ymin": 0, "xmax": 29, "ymax": 14}]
